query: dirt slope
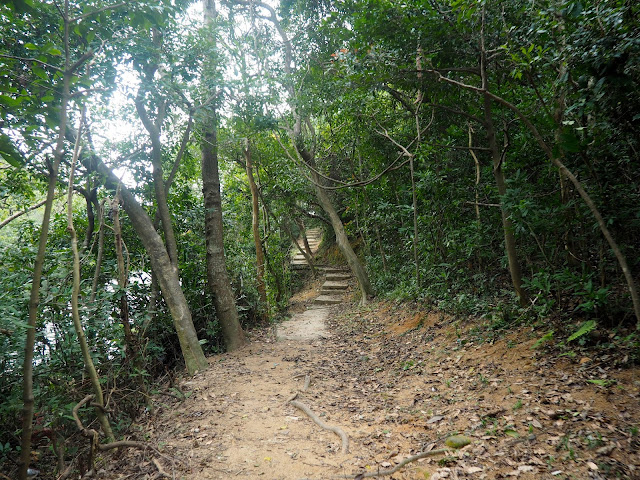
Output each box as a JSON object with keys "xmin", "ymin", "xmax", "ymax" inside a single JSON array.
[{"xmin": 102, "ymin": 284, "xmax": 640, "ymax": 480}]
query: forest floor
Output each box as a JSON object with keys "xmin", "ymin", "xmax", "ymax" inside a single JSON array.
[{"xmin": 104, "ymin": 276, "xmax": 640, "ymax": 480}]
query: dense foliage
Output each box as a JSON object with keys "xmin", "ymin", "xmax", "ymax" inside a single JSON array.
[{"xmin": 0, "ymin": 0, "xmax": 638, "ymax": 477}]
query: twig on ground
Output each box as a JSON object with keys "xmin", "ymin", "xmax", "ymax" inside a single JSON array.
[
  {"xmin": 289, "ymin": 399, "xmax": 349, "ymax": 454},
  {"xmin": 152, "ymin": 458, "xmax": 171, "ymax": 479}
]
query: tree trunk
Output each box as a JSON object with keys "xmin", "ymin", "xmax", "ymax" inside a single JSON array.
[
  {"xmin": 19, "ymin": 19, "xmax": 81, "ymax": 474},
  {"xmin": 200, "ymin": 0, "xmax": 246, "ymax": 351},
  {"xmin": 66, "ymin": 113, "xmax": 115, "ymax": 443},
  {"xmin": 110, "ymin": 195, "xmax": 135, "ymax": 352},
  {"xmin": 296, "ymin": 218, "xmax": 313, "ymax": 258},
  {"xmin": 201, "ymin": 120, "xmax": 246, "ymax": 350},
  {"xmin": 283, "ymin": 220, "xmax": 317, "ymax": 277},
  {"xmin": 479, "ymin": 13, "xmax": 526, "ymax": 306},
  {"xmin": 484, "ymin": 95, "xmax": 527, "ymax": 305},
  {"xmin": 89, "ymin": 200, "xmax": 106, "ymax": 303},
  {"xmin": 95, "ymin": 161, "xmax": 209, "ymax": 374},
  {"xmin": 301, "ymin": 149, "xmax": 374, "ymax": 302},
  {"xmin": 243, "ymin": 138, "xmax": 268, "ymax": 321},
  {"xmin": 135, "ymin": 77, "xmax": 179, "ymax": 268}
]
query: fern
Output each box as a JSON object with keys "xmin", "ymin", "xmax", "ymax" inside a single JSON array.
[{"xmin": 567, "ymin": 320, "xmax": 596, "ymax": 342}]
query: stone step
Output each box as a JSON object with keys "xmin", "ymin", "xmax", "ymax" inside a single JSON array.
[
  {"xmin": 322, "ymin": 281, "xmax": 349, "ymax": 291},
  {"xmin": 320, "ymin": 267, "xmax": 349, "ymax": 274},
  {"xmin": 313, "ymin": 294, "xmax": 343, "ymax": 305},
  {"xmin": 326, "ymin": 273, "xmax": 351, "ymax": 281}
]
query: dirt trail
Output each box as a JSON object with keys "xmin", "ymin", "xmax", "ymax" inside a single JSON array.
[{"xmin": 106, "ymin": 281, "xmax": 640, "ymax": 480}]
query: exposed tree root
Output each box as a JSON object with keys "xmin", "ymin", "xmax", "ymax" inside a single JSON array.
[
  {"xmin": 336, "ymin": 447, "xmax": 451, "ymax": 478},
  {"xmin": 289, "ymin": 399, "xmax": 349, "ymax": 454},
  {"xmin": 72, "ymin": 395, "xmax": 178, "ymax": 476}
]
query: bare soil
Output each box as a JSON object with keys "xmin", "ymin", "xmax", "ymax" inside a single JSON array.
[{"xmin": 101, "ymin": 282, "xmax": 640, "ymax": 480}]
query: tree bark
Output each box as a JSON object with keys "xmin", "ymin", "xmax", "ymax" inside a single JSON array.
[
  {"xmin": 135, "ymin": 50, "xmax": 179, "ymax": 268},
  {"xmin": 19, "ymin": 10, "xmax": 91, "ymax": 474},
  {"xmin": 296, "ymin": 218, "xmax": 313, "ymax": 258},
  {"xmin": 244, "ymin": 138, "xmax": 268, "ymax": 321},
  {"xmin": 301, "ymin": 149, "xmax": 374, "ymax": 302},
  {"xmin": 479, "ymin": 10, "xmax": 526, "ymax": 305},
  {"xmin": 110, "ymin": 194, "xmax": 134, "ymax": 352},
  {"xmin": 66, "ymin": 110, "xmax": 115, "ymax": 443},
  {"xmin": 95, "ymin": 161, "xmax": 208, "ymax": 374},
  {"xmin": 484, "ymin": 96, "xmax": 527, "ymax": 305},
  {"xmin": 89, "ymin": 201, "xmax": 106, "ymax": 303},
  {"xmin": 200, "ymin": 0, "xmax": 246, "ymax": 351}
]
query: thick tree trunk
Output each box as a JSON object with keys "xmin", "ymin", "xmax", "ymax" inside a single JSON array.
[
  {"xmin": 201, "ymin": 122, "xmax": 246, "ymax": 350},
  {"xmin": 200, "ymin": 0, "xmax": 246, "ymax": 351},
  {"xmin": 244, "ymin": 139, "xmax": 268, "ymax": 320},
  {"xmin": 95, "ymin": 161, "xmax": 208, "ymax": 374}
]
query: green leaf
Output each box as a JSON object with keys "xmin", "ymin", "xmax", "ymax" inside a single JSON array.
[
  {"xmin": 567, "ymin": 320, "xmax": 596, "ymax": 342},
  {"xmin": 587, "ymin": 379, "xmax": 611, "ymax": 387},
  {"xmin": 445, "ymin": 435, "xmax": 472, "ymax": 449},
  {"xmin": 31, "ymin": 65, "xmax": 48, "ymax": 80},
  {"xmin": 0, "ymin": 134, "xmax": 25, "ymax": 167}
]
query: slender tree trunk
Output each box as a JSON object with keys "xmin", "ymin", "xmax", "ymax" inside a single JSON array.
[
  {"xmin": 81, "ymin": 188, "xmax": 97, "ymax": 250},
  {"xmin": 95, "ymin": 161, "xmax": 208, "ymax": 374},
  {"xmin": 66, "ymin": 111, "xmax": 114, "ymax": 442},
  {"xmin": 19, "ymin": 13, "xmax": 82, "ymax": 474},
  {"xmin": 485, "ymin": 96, "xmax": 527, "ymax": 305},
  {"xmin": 135, "ymin": 70, "xmax": 179, "ymax": 268},
  {"xmin": 243, "ymin": 138, "xmax": 268, "ymax": 321},
  {"xmin": 283, "ymin": 220, "xmax": 317, "ymax": 277},
  {"xmin": 375, "ymin": 225, "xmax": 389, "ymax": 273},
  {"xmin": 296, "ymin": 218, "xmax": 313, "ymax": 258},
  {"xmin": 409, "ymin": 153, "xmax": 420, "ymax": 288},
  {"xmin": 200, "ymin": 0, "xmax": 246, "ymax": 351},
  {"xmin": 479, "ymin": 10, "xmax": 526, "ymax": 305},
  {"xmin": 89, "ymin": 200, "xmax": 106, "ymax": 303},
  {"xmin": 110, "ymin": 195, "xmax": 134, "ymax": 351}
]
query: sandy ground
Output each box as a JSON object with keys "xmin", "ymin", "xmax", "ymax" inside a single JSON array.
[{"xmin": 101, "ymin": 282, "xmax": 640, "ymax": 480}]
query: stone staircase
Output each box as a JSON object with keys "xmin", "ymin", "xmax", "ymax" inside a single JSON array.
[
  {"xmin": 278, "ymin": 230, "xmax": 353, "ymax": 342},
  {"xmin": 313, "ymin": 267, "xmax": 351, "ymax": 306},
  {"xmin": 290, "ymin": 227, "xmax": 323, "ymax": 269}
]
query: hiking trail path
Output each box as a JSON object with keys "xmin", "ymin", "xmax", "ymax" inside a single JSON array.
[{"xmin": 106, "ymin": 229, "xmax": 640, "ymax": 480}]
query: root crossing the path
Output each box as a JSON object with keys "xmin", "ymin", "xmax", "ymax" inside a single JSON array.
[{"xmin": 289, "ymin": 399, "xmax": 349, "ymax": 454}]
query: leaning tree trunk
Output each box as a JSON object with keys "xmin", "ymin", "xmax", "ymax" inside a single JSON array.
[
  {"xmin": 95, "ymin": 161, "xmax": 208, "ymax": 374},
  {"xmin": 300, "ymin": 149, "xmax": 374, "ymax": 303}
]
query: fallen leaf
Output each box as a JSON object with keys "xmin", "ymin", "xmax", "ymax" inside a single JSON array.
[{"xmin": 445, "ymin": 435, "xmax": 472, "ymax": 449}]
